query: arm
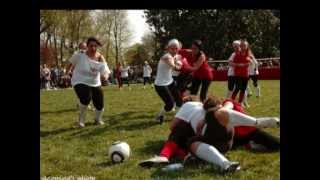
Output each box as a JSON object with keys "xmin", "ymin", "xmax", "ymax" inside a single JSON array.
[
  {"xmin": 99, "ymin": 55, "xmax": 110, "ymax": 81},
  {"xmin": 189, "ymin": 53, "xmax": 205, "ymax": 71},
  {"xmin": 163, "ymin": 55, "xmax": 181, "ymax": 71},
  {"xmin": 65, "ymin": 63, "xmax": 74, "ymax": 75}
]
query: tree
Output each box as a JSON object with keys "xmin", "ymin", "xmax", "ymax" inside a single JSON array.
[
  {"xmin": 144, "ymin": 9, "xmax": 280, "ymax": 59},
  {"xmin": 112, "ymin": 10, "xmax": 132, "ymax": 65}
]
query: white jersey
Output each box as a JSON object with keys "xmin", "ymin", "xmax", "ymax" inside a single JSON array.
[
  {"xmin": 69, "ymin": 53, "xmax": 110, "ymax": 87},
  {"xmin": 154, "ymin": 53, "xmax": 175, "ymax": 86},
  {"xmin": 175, "ymin": 102, "xmax": 206, "ymax": 133},
  {"xmin": 120, "ymin": 66, "xmax": 130, "ymax": 78},
  {"xmin": 143, "ymin": 65, "xmax": 152, "ymax": 77},
  {"xmin": 249, "ymin": 57, "xmax": 259, "ymax": 75},
  {"xmin": 172, "ymin": 70, "xmax": 180, "ymax": 77},
  {"xmin": 227, "ymin": 53, "xmax": 235, "ymax": 76}
]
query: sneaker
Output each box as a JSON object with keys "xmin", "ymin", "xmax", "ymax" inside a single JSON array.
[
  {"xmin": 78, "ymin": 122, "xmax": 85, "ymax": 128},
  {"xmin": 155, "ymin": 115, "xmax": 164, "ymax": 124},
  {"xmin": 139, "ymin": 155, "xmax": 169, "ymax": 168},
  {"xmin": 221, "ymin": 161, "xmax": 240, "ymax": 174},
  {"xmin": 95, "ymin": 120, "xmax": 105, "ymax": 125}
]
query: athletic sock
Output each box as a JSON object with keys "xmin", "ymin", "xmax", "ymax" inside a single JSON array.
[{"xmin": 195, "ymin": 143, "xmax": 229, "ymax": 169}]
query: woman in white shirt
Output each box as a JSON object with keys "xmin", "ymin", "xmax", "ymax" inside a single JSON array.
[
  {"xmin": 143, "ymin": 61, "xmax": 153, "ymax": 89},
  {"xmin": 120, "ymin": 63, "xmax": 131, "ymax": 88},
  {"xmin": 247, "ymin": 55, "xmax": 260, "ymax": 97},
  {"xmin": 154, "ymin": 39, "xmax": 183, "ymax": 123},
  {"xmin": 226, "ymin": 40, "xmax": 241, "ymax": 98},
  {"xmin": 66, "ymin": 37, "xmax": 111, "ymax": 128}
]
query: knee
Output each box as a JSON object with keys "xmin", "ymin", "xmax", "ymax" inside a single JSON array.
[{"xmin": 79, "ymin": 99, "xmax": 90, "ymax": 106}]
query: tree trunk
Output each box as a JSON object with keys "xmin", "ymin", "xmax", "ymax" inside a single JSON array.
[
  {"xmin": 53, "ymin": 27, "xmax": 58, "ymax": 66},
  {"xmin": 60, "ymin": 37, "xmax": 64, "ymax": 65},
  {"xmin": 114, "ymin": 12, "xmax": 119, "ymax": 65}
]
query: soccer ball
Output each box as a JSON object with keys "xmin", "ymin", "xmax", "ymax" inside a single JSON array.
[{"xmin": 108, "ymin": 141, "xmax": 130, "ymax": 163}]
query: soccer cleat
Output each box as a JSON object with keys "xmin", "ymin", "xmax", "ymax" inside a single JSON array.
[
  {"xmin": 139, "ymin": 156, "xmax": 169, "ymax": 168},
  {"xmin": 94, "ymin": 120, "xmax": 105, "ymax": 125},
  {"xmin": 78, "ymin": 122, "xmax": 85, "ymax": 128},
  {"xmin": 221, "ymin": 161, "xmax": 241, "ymax": 174}
]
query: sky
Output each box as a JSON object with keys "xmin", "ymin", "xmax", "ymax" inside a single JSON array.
[{"xmin": 126, "ymin": 10, "xmax": 151, "ymax": 46}]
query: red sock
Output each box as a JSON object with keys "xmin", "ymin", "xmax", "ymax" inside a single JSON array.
[
  {"xmin": 159, "ymin": 141, "xmax": 178, "ymax": 159},
  {"xmin": 239, "ymin": 91, "xmax": 245, "ymax": 103},
  {"xmin": 175, "ymin": 147, "xmax": 188, "ymax": 160}
]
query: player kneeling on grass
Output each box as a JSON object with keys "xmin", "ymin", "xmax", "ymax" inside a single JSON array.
[{"xmin": 139, "ymin": 96, "xmax": 279, "ymax": 173}]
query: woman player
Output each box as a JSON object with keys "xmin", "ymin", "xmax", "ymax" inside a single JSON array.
[
  {"xmin": 231, "ymin": 40, "xmax": 252, "ymax": 107},
  {"xmin": 139, "ymin": 96, "xmax": 279, "ymax": 173},
  {"xmin": 154, "ymin": 39, "xmax": 183, "ymax": 123},
  {"xmin": 179, "ymin": 40, "xmax": 214, "ymax": 102},
  {"xmin": 66, "ymin": 37, "xmax": 111, "ymax": 128}
]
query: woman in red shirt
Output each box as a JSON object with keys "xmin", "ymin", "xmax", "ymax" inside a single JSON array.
[
  {"xmin": 180, "ymin": 40, "xmax": 214, "ymax": 102},
  {"xmin": 231, "ymin": 40, "xmax": 252, "ymax": 105}
]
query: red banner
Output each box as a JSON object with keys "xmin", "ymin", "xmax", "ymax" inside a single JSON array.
[{"xmin": 212, "ymin": 67, "xmax": 280, "ymax": 81}]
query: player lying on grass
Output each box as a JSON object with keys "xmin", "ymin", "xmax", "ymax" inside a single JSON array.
[{"xmin": 139, "ymin": 96, "xmax": 279, "ymax": 173}]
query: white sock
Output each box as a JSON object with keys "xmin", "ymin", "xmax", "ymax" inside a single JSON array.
[
  {"xmin": 95, "ymin": 108, "xmax": 104, "ymax": 122},
  {"xmin": 224, "ymin": 108, "xmax": 257, "ymax": 127},
  {"xmin": 256, "ymin": 86, "xmax": 261, "ymax": 96},
  {"xmin": 225, "ymin": 108, "xmax": 279, "ymax": 128},
  {"xmin": 256, "ymin": 117, "xmax": 279, "ymax": 128},
  {"xmin": 195, "ymin": 143, "xmax": 229, "ymax": 169},
  {"xmin": 79, "ymin": 103, "xmax": 88, "ymax": 123},
  {"xmin": 247, "ymin": 86, "xmax": 252, "ymax": 95},
  {"xmin": 243, "ymin": 90, "xmax": 249, "ymax": 105}
]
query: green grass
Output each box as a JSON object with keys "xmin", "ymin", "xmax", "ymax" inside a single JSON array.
[{"xmin": 40, "ymin": 80, "xmax": 280, "ymax": 180}]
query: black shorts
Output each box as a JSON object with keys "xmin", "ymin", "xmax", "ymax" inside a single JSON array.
[
  {"xmin": 249, "ymin": 75, "xmax": 258, "ymax": 87},
  {"xmin": 187, "ymin": 113, "xmax": 234, "ymax": 153},
  {"xmin": 227, "ymin": 76, "xmax": 236, "ymax": 91},
  {"xmin": 168, "ymin": 120, "xmax": 195, "ymax": 150}
]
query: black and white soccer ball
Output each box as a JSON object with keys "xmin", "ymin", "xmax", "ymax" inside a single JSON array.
[{"xmin": 108, "ymin": 141, "xmax": 130, "ymax": 163}]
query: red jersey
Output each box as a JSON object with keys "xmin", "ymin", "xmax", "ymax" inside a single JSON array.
[
  {"xmin": 223, "ymin": 99, "xmax": 257, "ymax": 137},
  {"xmin": 179, "ymin": 57, "xmax": 193, "ymax": 74},
  {"xmin": 192, "ymin": 56, "xmax": 214, "ymax": 80},
  {"xmin": 233, "ymin": 52, "xmax": 250, "ymax": 77}
]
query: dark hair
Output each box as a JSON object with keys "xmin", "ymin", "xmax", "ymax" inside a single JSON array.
[
  {"xmin": 192, "ymin": 40, "xmax": 202, "ymax": 50},
  {"xmin": 192, "ymin": 40, "xmax": 204, "ymax": 60},
  {"xmin": 203, "ymin": 96, "xmax": 222, "ymax": 110},
  {"xmin": 86, "ymin": 37, "xmax": 102, "ymax": 47}
]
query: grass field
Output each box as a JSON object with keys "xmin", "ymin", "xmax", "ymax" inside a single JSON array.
[{"xmin": 40, "ymin": 80, "xmax": 280, "ymax": 180}]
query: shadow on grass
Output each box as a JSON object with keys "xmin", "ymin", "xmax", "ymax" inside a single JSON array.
[
  {"xmin": 40, "ymin": 108, "xmax": 76, "ymax": 115},
  {"xmin": 40, "ymin": 122, "xmax": 96, "ymax": 138},
  {"xmin": 41, "ymin": 111, "xmax": 159, "ymax": 138},
  {"xmin": 134, "ymin": 139, "xmax": 165, "ymax": 156},
  {"xmin": 96, "ymin": 161, "xmax": 118, "ymax": 168},
  {"xmin": 149, "ymin": 163, "xmax": 226, "ymax": 179},
  {"xmin": 71, "ymin": 111, "xmax": 160, "ymax": 138}
]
